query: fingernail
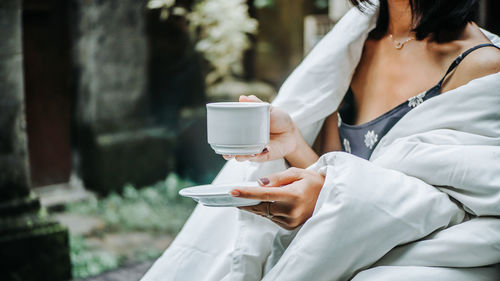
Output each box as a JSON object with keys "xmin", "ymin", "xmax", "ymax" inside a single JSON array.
[
  {"xmin": 258, "ymin": 178, "xmax": 270, "ymax": 186},
  {"xmin": 231, "ymin": 190, "xmax": 240, "ymax": 197},
  {"xmin": 262, "ymin": 147, "xmax": 269, "ymax": 153}
]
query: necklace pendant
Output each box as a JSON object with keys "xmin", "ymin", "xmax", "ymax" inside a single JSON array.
[{"xmin": 395, "ymin": 42, "xmax": 403, "ymax": 50}]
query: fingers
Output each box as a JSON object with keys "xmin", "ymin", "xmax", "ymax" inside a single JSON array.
[
  {"xmin": 222, "ymin": 147, "xmax": 270, "ymax": 162},
  {"xmin": 239, "ymin": 204, "xmax": 266, "ymax": 215},
  {"xmin": 234, "ymin": 154, "xmax": 257, "ymax": 162},
  {"xmin": 239, "ymin": 94, "xmax": 263, "ymax": 103},
  {"xmin": 269, "ymin": 216, "xmax": 293, "ymax": 229},
  {"xmin": 259, "ymin": 167, "xmax": 305, "ymax": 187},
  {"xmin": 245, "ymin": 151, "xmax": 271, "ymax": 162},
  {"xmin": 239, "ymin": 201, "xmax": 291, "ymax": 217},
  {"xmin": 223, "ymin": 154, "xmax": 253, "ymax": 162},
  {"xmin": 236, "ymin": 146, "xmax": 270, "ymax": 162},
  {"xmin": 238, "ymin": 203, "xmax": 296, "ymax": 230},
  {"xmin": 231, "ymin": 186, "xmax": 290, "ymax": 202}
]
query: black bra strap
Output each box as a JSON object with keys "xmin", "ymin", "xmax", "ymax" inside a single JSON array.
[{"xmin": 438, "ymin": 43, "xmax": 500, "ymax": 86}]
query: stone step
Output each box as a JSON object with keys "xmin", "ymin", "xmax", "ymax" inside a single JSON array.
[
  {"xmin": 33, "ymin": 176, "xmax": 96, "ymax": 210},
  {"xmin": 75, "ymin": 261, "xmax": 154, "ymax": 281}
]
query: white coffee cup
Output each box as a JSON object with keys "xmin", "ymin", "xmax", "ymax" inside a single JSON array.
[{"xmin": 207, "ymin": 102, "xmax": 270, "ymax": 155}]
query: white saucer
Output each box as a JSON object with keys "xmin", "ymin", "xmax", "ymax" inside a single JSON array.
[
  {"xmin": 209, "ymin": 144, "xmax": 266, "ymax": 155},
  {"xmin": 179, "ymin": 182, "xmax": 261, "ymax": 207}
]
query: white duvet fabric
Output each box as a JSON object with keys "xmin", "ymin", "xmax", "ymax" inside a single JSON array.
[{"xmin": 142, "ymin": 2, "xmax": 500, "ymax": 280}]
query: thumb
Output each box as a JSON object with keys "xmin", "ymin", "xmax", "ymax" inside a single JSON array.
[
  {"xmin": 258, "ymin": 168, "xmax": 304, "ymax": 187},
  {"xmin": 239, "ymin": 95, "xmax": 263, "ymax": 103}
]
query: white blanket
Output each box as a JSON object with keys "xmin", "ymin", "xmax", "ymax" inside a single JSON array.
[{"xmin": 143, "ymin": 3, "xmax": 500, "ymax": 281}]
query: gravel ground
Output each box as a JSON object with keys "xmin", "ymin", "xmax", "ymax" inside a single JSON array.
[{"xmin": 77, "ymin": 261, "xmax": 154, "ymax": 281}]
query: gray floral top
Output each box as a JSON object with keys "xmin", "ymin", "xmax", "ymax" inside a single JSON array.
[{"xmin": 337, "ymin": 43, "xmax": 500, "ymax": 160}]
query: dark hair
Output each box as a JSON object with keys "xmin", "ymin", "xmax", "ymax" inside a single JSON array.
[{"xmin": 350, "ymin": 0, "xmax": 479, "ymax": 41}]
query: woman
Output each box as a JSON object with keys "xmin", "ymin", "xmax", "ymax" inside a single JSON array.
[{"xmin": 143, "ymin": 0, "xmax": 500, "ymax": 280}]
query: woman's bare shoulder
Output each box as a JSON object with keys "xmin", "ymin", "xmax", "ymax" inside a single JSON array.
[
  {"xmin": 456, "ymin": 44, "xmax": 500, "ymax": 77},
  {"xmin": 442, "ymin": 24, "xmax": 500, "ymax": 91}
]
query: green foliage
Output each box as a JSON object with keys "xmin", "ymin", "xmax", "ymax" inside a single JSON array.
[
  {"xmin": 70, "ymin": 235, "xmax": 163, "ymax": 279},
  {"xmin": 254, "ymin": 0, "xmax": 274, "ymax": 9},
  {"xmin": 67, "ymin": 173, "xmax": 197, "ymax": 278},
  {"xmin": 135, "ymin": 248, "xmax": 164, "ymax": 263},
  {"xmin": 70, "ymin": 235, "xmax": 120, "ymax": 279},
  {"xmin": 66, "ymin": 173, "xmax": 197, "ymax": 234}
]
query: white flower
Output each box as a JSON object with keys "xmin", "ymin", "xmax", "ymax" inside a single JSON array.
[
  {"xmin": 172, "ymin": 7, "xmax": 187, "ymax": 16},
  {"xmin": 408, "ymin": 92, "xmax": 426, "ymax": 108},
  {"xmin": 343, "ymin": 138, "xmax": 351, "ymax": 153},
  {"xmin": 147, "ymin": 0, "xmax": 175, "ymax": 9},
  {"xmin": 364, "ymin": 130, "xmax": 378, "ymax": 150},
  {"xmin": 189, "ymin": 0, "xmax": 258, "ymax": 84},
  {"xmin": 337, "ymin": 112, "xmax": 342, "ymax": 127}
]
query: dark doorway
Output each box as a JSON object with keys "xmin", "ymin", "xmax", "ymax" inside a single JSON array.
[
  {"xmin": 22, "ymin": 0, "xmax": 72, "ymax": 187},
  {"xmin": 484, "ymin": 0, "xmax": 500, "ymax": 35}
]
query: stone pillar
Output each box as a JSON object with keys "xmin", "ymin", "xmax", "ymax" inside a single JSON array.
[
  {"xmin": 0, "ymin": 0, "xmax": 71, "ymax": 280},
  {"xmin": 73, "ymin": 0, "xmax": 175, "ymax": 193}
]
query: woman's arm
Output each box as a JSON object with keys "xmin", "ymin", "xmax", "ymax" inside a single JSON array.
[
  {"xmin": 283, "ymin": 126, "xmax": 319, "ymax": 169},
  {"xmin": 284, "ymin": 110, "xmax": 342, "ymax": 168},
  {"xmin": 320, "ymin": 111, "xmax": 342, "ymax": 154}
]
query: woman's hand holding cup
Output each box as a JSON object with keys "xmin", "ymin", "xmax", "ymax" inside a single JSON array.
[{"xmin": 223, "ymin": 95, "xmax": 300, "ymax": 163}]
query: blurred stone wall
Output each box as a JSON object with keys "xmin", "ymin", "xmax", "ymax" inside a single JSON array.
[
  {"xmin": 0, "ymin": 0, "xmax": 30, "ymax": 200},
  {"xmin": 73, "ymin": 0, "xmax": 149, "ymax": 133},
  {"xmin": 72, "ymin": 0, "xmax": 174, "ymax": 193}
]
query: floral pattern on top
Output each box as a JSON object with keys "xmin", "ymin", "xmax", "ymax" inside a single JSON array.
[
  {"xmin": 343, "ymin": 138, "xmax": 351, "ymax": 153},
  {"xmin": 364, "ymin": 130, "xmax": 378, "ymax": 150},
  {"xmin": 408, "ymin": 92, "xmax": 427, "ymax": 108}
]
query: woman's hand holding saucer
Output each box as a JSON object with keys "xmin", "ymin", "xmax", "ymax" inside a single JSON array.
[
  {"xmin": 231, "ymin": 167, "xmax": 325, "ymax": 230},
  {"xmin": 222, "ymin": 95, "xmax": 299, "ymax": 163}
]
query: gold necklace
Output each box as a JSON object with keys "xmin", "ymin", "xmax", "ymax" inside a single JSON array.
[{"xmin": 389, "ymin": 34, "xmax": 415, "ymax": 50}]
